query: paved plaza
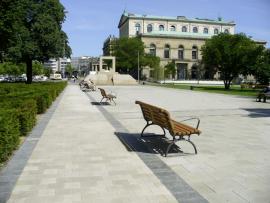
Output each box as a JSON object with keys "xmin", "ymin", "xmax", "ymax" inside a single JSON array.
[{"xmin": 1, "ymin": 83, "xmax": 270, "ymax": 203}]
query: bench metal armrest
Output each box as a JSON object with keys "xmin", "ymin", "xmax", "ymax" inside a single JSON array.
[{"xmin": 180, "ymin": 117, "xmax": 200, "ymax": 129}]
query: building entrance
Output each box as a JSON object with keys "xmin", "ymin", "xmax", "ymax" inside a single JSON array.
[{"xmin": 177, "ymin": 63, "xmax": 187, "ymax": 80}]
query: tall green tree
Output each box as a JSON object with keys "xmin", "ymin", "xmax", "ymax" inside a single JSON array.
[
  {"xmin": 114, "ymin": 37, "xmax": 145, "ymax": 75},
  {"xmin": 65, "ymin": 64, "xmax": 74, "ymax": 77},
  {"xmin": 164, "ymin": 61, "xmax": 176, "ymax": 79},
  {"xmin": 114, "ymin": 37, "xmax": 160, "ymax": 80},
  {"xmin": 144, "ymin": 54, "xmax": 161, "ymax": 80},
  {"xmin": 201, "ymin": 33, "xmax": 263, "ymax": 89},
  {"xmin": 0, "ymin": 0, "xmax": 71, "ymax": 83},
  {"xmin": 248, "ymin": 48, "xmax": 270, "ymax": 84},
  {"xmin": 32, "ymin": 61, "xmax": 44, "ymax": 76}
]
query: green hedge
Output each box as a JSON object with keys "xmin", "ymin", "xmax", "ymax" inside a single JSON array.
[
  {"xmin": 0, "ymin": 109, "xmax": 20, "ymax": 163},
  {"xmin": 0, "ymin": 81, "xmax": 67, "ymax": 163}
]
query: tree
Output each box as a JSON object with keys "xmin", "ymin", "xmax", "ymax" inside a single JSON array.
[
  {"xmin": 249, "ymin": 49, "xmax": 270, "ymax": 84},
  {"xmin": 201, "ymin": 33, "xmax": 263, "ymax": 89},
  {"xmin": 144, "ymin": 54, "xmax": 161, "ymax": 80},
  {"xmin": 114, "ymin": 37, "xmax": 145, "ymax": 75},
  {"xmin": 0, "ymin": 62, "xmax": 25, "ymax": 76},
  {"xmin": 32, "ymin": 61, "xmax": 44, "ymax": 76},
  {"xmin": 0, "ymin": 0, "xmax": 71, "ymax": 84},
  {"xmin": 65, "ymin": 64, "xmax": 74, "ymax": 77},
  {"xmin": 164, "ymin": 62, "xmax": 176, "ymax": 79}
]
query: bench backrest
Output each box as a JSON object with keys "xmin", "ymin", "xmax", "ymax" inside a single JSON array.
[
  {"xmin": 135, "ymin": 101, "xmax": 174, "ymax": 134},
  {"xmin": 98, "ymin": 88, "xmax": 107, "ymax": 97}
]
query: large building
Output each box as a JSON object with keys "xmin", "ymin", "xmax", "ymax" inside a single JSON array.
[
  {"xmin": 44, "ymin": 58, "xmax": 71, "ymax": 76},
  {"xmin": 118, "ymin": 11, "xmax": 236, "ymax": 80}
]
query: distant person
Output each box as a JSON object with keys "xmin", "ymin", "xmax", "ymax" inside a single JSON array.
[{"xmin": 111, "ymin": 77, "xmax": 114, "ymax": 86}]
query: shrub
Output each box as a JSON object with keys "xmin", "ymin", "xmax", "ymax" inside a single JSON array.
[{"xmin": 0, "ymin": 109, "xmax": 20, "ymax": 162}]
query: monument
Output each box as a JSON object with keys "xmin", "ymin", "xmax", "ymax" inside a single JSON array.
[{"xmin": 84, "ymin": 56, "xmax": 137, "ymax": 85}]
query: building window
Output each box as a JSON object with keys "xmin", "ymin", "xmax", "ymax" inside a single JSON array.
[
  {"xmin": 164, "ymin": 44, "xmax": 170, "ymax": 58},
  {"xmin": 159, "ymin": 25, "xmax": 164, "ymax": 31},
  {"xmin": 203, "ymin": 28, "xmax": 208, "ymax": 34},
  {"xmin": 224, "ymin": 29, "xmax": 229, "ymax": 34},
  {"xmin": 214, "ymin": 28, "xmax": 219, "ymax": 34},
  {"xmin": 135, "ymin": 23, "xmax": 141, "ymax": 34},
  {"xmin": 192, "ymin": 46, "xmax": 198, "ymax": 60},
  {"xmin": 193, "ymin": 27, "xmax": 198, "ymax": 33},
  {"xmin": 182, "ymin": 26, "xmax": 187, "ymax": 32},
  {"xmin": 149, "ymin": 44, "xmax": 156, "ymax": 56},
  {"xmin": 170, "ymin": 25, "xmax": 176, "ymax": 31},
  {"xmin": 178, "ymin": 45, "xmax": 184, "ymax": 60},
  {"xmin": 147, "ymin": 24, "xmax": 153, "ymax": 33}
]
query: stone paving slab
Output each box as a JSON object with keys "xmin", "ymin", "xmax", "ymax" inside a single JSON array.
[
  {"xmin": 88, "ymin": 85, "xmax": 270, "ymax": 203},
  {"xmin": 3, "ymin": 84, "xmax": 178, "ymax": 203},
  {"xmin": 1, "ymin": 84, "xmax": 270, "ymax": 203}
]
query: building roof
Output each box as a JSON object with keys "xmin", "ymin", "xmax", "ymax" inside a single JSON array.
[{"xmin": 118, "ymin": 11, "xmax": 235, "ymax": 28}]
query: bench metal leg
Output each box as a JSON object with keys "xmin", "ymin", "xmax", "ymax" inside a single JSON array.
[
  {"xmin": 186, "ymin": 139, "xmax": 197, "ymax": 154},
  {"xmin": 100, "ymin": 97, "xmax": 105, "ymax": 103},
  {"xmin": 165, "ymin": 140, "xmax": 176, "ymax": 157},
  {"xmin": 141, "ymin": 123, "xmax": 166, "ymax": 137},
  {"xmin": 165, "ymin": 137, "xmax": 197, "ymax": 157}
]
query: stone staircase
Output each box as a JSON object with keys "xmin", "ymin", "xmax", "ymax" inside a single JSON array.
[{"xmin": 84, "ymin": 72, "xmax": 137, "ymax": 85}]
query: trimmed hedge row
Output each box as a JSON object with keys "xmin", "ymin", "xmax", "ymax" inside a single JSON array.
[{"xmin": 0, "ymin": 81, "xmax": 67, "ymax": 163}]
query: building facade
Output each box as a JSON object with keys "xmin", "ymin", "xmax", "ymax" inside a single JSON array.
[{"xmin": 118, "ymin": 11, "xmax": 236, "ymax": 80}]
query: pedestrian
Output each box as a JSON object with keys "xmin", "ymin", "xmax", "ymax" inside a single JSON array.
[{"xmin": 111, "ymin": 77, "xmax": 114, "ymax": 86}]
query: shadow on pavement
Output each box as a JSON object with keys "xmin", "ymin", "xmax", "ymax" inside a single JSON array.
[
  {"xmin": 91, "ymin": 101, "xmax": 110, "ymax": 106},
  {"xmin": 242, "ymin": 108, "xmax": 270, "ymax": 118},
  {"xmin": 115, "ymin": 132, "xmax": 184, "ymax": 156}
]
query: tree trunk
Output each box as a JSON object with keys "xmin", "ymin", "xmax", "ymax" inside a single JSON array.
[
  {"xmin": 26, "ymin": 58, "xmax": 32, "ymax": 84},
  {"xmin": 224, "ymin": 80, "xmax": 231, "ymax": 89}
]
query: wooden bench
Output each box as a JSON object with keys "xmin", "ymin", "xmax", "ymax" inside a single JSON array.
[
  {"xmin": 80, "ymin": 80, "xmax": 96, "ymax": 91},
  {"xmin": 257, "ymin": 92, "xmax": 270, "ymax": 102},
  {"xmin": 135, "ymin": 101, "xmax": 201, "ymax": 156},
  {"xmin": 98, "ymin": 88, "xmax": 116, "ymax": 105}
]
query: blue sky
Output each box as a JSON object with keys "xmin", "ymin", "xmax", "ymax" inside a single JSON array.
[{"xmin": 60, "ymin": 0, "xmax": 270, "ymax": 57}]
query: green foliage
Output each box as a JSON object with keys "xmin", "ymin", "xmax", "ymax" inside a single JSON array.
[
  {"xmin": 114, "ymin": 37, "xmax": 145, "ymax": 73},
  {"xmin": 250, "ymin": 49, "xmax": 270, "ymax": 84},
  {"xmin": 164, "ymin": 62, "xmax": 176, "ymax": 79},
  {"xmin": 43, "ymin": 67, "xmax": 53, "ymax": 77},
  {"xmin": 1, "ymin": 99, "xmax": 37, "ymax": 136},
  {"xmin": 32, "ymin": 61, "xmax": 44, "ymax": 76},
  {"xmin": 0, "ymin": 62, "xmax": 25, "ymax": 76},
  {"xmin": 0, "ymin": 109, "xmax": 20, "ymax": 162},
  {"xmin": 0, "ymin": 0, "xmax": 72, "ymax": 83},
  {"xmin": 65, "ymin": 64, "xmax": 74, "ymax": 77},
  {"xmin": 201, "ymin": 33, "xmax": 263, "ymax": 89},
  {"xmin": 144, "ymin": 54, "xmax": 161, "ymax": 80}
]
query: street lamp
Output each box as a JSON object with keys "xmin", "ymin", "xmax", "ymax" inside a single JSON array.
[{"xmin": 138, "ymin": 51, "xmax": 140, "ymax": 84}]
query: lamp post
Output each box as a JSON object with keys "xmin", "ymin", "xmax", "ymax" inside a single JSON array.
[{"xmin": 137, "ymin": 51, "xmax": 140, "ymax": 84}]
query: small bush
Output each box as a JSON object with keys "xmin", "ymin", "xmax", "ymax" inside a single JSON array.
[{"xmin": 0, "ymin": 109, "xmax": 20, "ymax": 163}]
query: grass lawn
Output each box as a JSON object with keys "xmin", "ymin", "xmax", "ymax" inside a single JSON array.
[{"xmin": 149, "ymin": 83, "xmax": 261, "ymax": 97}]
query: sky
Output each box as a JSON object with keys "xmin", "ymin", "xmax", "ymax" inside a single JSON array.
[{"xmin": 60, "ymin": 0, "xmax": 270, "ymax": 57}]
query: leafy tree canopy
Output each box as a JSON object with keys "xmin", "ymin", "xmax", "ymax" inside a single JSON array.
[
  {"xmin": 65, "ymin": 64, "xmax": 74, "ymax": 77},
  {"xmin": 0, "ymin": 0, "xmax": 71, "ymax": 83},
  {"xmin": 164, "ymin": 61, "xmax": 176, "ymax": 79},
  {"xmin": 0, "ymin": 62, "xmax": 25, "ymax": 76},
  {"xmin": 113, "ymin": 37, "xmax": 160, "ymax": 80},
  {"xmin": 247, "ymin": 48, "xmax": 270, "ymax": 84},
  {"xmin": 114, "ymin": 37, "xmax": 145, "ymax": 73},
  {"xmin": 201, "ymin": 33, "xmax": 264, "ymax": 89}
]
